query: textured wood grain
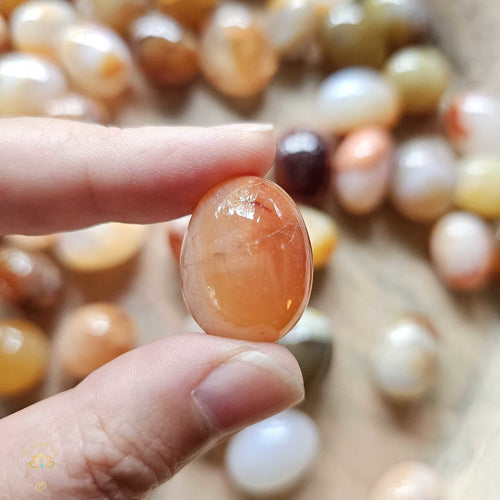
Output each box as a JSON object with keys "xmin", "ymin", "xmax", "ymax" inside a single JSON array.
[{"xmin": 0, "ymin": 1, "xmax": 499, "ymax": 499}]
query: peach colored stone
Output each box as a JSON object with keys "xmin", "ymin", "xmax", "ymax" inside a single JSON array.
[
  {"xmin": 181, "ymin": 176, "xmax": 313, "ymax": 342},
  {"xmin": 58, "ymin": 303, "xmax": 136, "ymax": 378}
]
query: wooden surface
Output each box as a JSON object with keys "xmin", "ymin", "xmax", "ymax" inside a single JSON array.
[{"xmin": 1, "ymin": 0, "xmax": 499, "ymax": 499}]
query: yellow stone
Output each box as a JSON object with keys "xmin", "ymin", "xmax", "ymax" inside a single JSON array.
[
  {"xmin": 299, "ymin": 204, "xmax": 339, "ymax": 270},
  {"xmin": 454, "ymin": 156, "xmax": 500, "ymax": 218},
  {"xmin": 385, "ymin": 46, "xmax": 450, "ymax": 115},
  {"xmin": 0, "ymin": 319, "xmax": 49, "ymax": 396}
]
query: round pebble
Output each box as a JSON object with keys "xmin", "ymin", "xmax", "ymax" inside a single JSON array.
[
  {"xmin": 0, "ymin": 319, "xmax": 50, "ymax": 396},
  {"xmin": 0, "ymin": 246, "xmax": 62, "ymax": 309},
  {"xmin": 443, "ymin": 91, "xmax": 500, "ymax": 155},
  {"xmin": 167, "ymin": 215, "xmax": 191, "ymax": 262},
  {"xmin": 333, "ymin": 127, "xmax": 393, "ymax": 215},
  {"xmin": 225, "ymin": 409, "xmax": 319, "ymax": 497},
  {"xmin": 266, "ymin": 0, "xmax": 315, "ymax": 57},
  {"xmin": 385, "ymin": 46, "xmax": 450, "ymax": 115},
  {"xmin": 391, "ymin": 137, "xmax": 456, "ymax": 222},
  {"xmin": 0, "ymin": 53, "xmax": 67, "ymax": 116},
  {"xmin": 370, "ymin": 461, "xmax": 444, "ymax": 500},
  {"xmin": 364, "ymin": 0, "xmax": 429, "ymax": 48},
  {"xmin": 299, "ymin": 204, "xmax": 339, "ymax": 270},
  {"xmin": 454, "ymin": 156, "xmax": 500, "ymax": 219},
  {"xmin": 430, "ymin": 211, "xmax": 494, "ymax": 291},
  {"xmin": 57, "ymin": 303, "xmax": 136, "ymax": 378},
  {"xmin": 279, "ymin": 307, "xmax": 334, "ymax": 387},
  {"xmin": 55, "ymin": 223, "xmax": 147, "ymax": 272},
  {"xmin": 199, "ymin": 3, "xmax": 278, "ymax": 98},
  {"xmin": 320, "ymin": 3, "xmax": 387, "ymax": 69},
  {"xmin": 275, "ymin": 129, "xmax": 331, "ymax": 198},
  {"xmin": 131, "ymin": 12, "xmax": 199, "ymax": 86},
  {"xmin": 11, "ymin": 0, "xmax": 76, "ymax": 58},
  {"xmin": 59, "ymin": 22, "xmax": 133, "ymax": 98},
  {"xmin": 371, "ymin": 315, "xmax": 438, "ymax": 402},
  {"xmin": 316, "ymin": 67, "xmax": 400, "ymax": 134},
  {"xmin": 180, "ymin": 176, "xmax": 313, "ymax": 342}
]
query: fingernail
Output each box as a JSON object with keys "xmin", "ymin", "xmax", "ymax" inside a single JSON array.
[
  {"xmin": 216, "ymin": 123, "xmax": 274, "ymax": 132},
  {"xmin": 192, "ymin": 350, "xmax": 304, "ymax": 432}
]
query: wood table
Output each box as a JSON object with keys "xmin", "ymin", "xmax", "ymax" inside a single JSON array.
[{"xmin": 1, "ymin": 1, "xmax": 499, "ymax": 498}]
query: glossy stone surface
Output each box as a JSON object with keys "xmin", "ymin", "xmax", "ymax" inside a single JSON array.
[
  {"xmin": 0, "ymin": 53, "xmax": 67, "ymax": 116},
  {"xmin": 167, "ymin": 215, "xmax": 191, "ymax": 262},
  {"xmin": 275, "ymin": 130, "xmax": 331, "ymax": 198},
  {"xmin": 371, "ymin": 315, "xmax": 438, "ymax": 402},
  {"xmin": 443, "ymin": 92, "xmax": 500, "ymax": 155},
  {"xmin": 317, "ymin": 68, "xmax": 400, "ymax": 134},
  {"xmin": 225, "ymin": 409, "xmax": 319, "ymax": 497},
  {"xmin": 454, "ymin": 156, "xmax": 500, "ymax": 219},
  {"xmin": 3, "ymin": 234, "xmax": 58, "ymax": 252},
  {"xmin": 430, "ymin": 212, "xmax": 494, "ymax": 291},
  {"xmin": 42, "ymin": 92, "xmax": 110, "ymax": 123},
  {"xmin": 57, "ymin": 303, "xmax": 136, "ymax": 378},
  {"xmin": 180, "ymin": 176, "xmax": 313, "ymax": 342},
  {"xmin": 0, "ymin": 319, "xmax": 49, "ymax": 396},
  {"xmin": 320, "ymin": 3, "xmax": 386, "ymax": 69},
  {"xmin": 370, "ymin": 461, "xmax": 444, "ymax": 500},
  {"xmin": 131, "ymin": 12, "xmax": 199, "ymax": 86},
  {"xmin": 77, "ymin": 0, "xmax": 148, "ymax": 35},
  {"xmin": 266, "ymin": 0, "xmax": 315, "ymax": 56},
  {"xmin": 391, "ymin": 137, "xmax": 456, "ymax": 222},
  {"xmin": 279, "ymin": 307, "xmax": 333, "ymax": 387},
  {"xmin": 156, "ymin": 0, "xmax": 220, "ymax": 32},
  {"xmin": 59, "ymin": 23, "xmax": 133, "ymax": 98},
  {"xmin": 55, "ymin": 223, "xmax": 147, "ymax": 272},
  {"xmin": 0, "ymin": 246, "xmax": 62, "ymax": 309},
  {"xmin": 11, "ymin": 0, "xmax": 76, "ymax": 58},
  {"xmin": 299, "ymin": 204, "xmax": 338, "ymax": 270},
  {"xmin": 364, "ymin": 0, "xmax": 429, "ymax": 48},
  {"xmin": 334, "ymin": 127, "xmax": 393, "ymax": 215},
  {"xmin": 199, "ymin": 3, "xmax": 278, "ymax": 98},
  {"xmin": 385, "ymin": 46, "xmax": 450, "ymax": 115}
]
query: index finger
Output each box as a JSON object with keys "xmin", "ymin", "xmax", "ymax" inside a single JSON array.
[{"xmin": 0, "ymin": 118, "xmax": 275, "ymax": 235}]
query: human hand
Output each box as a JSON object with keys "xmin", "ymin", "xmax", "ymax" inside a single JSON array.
[{"xmin": 0, "ymin": 118, "xmax": 304, "ymax": 499}]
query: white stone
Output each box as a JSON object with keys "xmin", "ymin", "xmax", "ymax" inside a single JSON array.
[
  {"xmin": 0, "ymin": 53, "xmax": 67, "ymax": 116},
  {"xmin": 391, "ymin": 136, "xmax": 456, "ymax": 221},
  {"xmin": 59, "ymin": 22, "xmax": 132, "ymax": 98},
  {"xmin": 225, "ymin": 409, "xmax": 319, "ymax": 497},
  {"xmin": 371, "ymin": 317, "xmax": 438, "ymax": 402},
  {"xmin": 283, "ymin": 307, "xmax": 332, "ymax": 345},
  {"xmin": 316, "ymin": 68, "xmax": 400, "ymax": 134},
  {"xmin": 10, "ymin": 0, "xmax": 76, "ymax": 58}
]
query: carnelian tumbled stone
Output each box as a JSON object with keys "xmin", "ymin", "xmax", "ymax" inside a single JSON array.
[{"xmin": 181, "ymin": 176, "xmax": 313, "ymax": 342}]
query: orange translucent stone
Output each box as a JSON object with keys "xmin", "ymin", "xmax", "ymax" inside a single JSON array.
[
  {"xmin": 199, "ymin": 4, "xmax": 278, "ymax": 98},
  {"xmin": 0, "ymin": 246, "xmax": 62, "ymax": 309},
  {"xmin": 57, "ymin": 303, "xmax": 136, "ymax": 378},
  {"xmin": 131, "ymin": 12, "xmax": 199, "ymax": 86},
  {"xmin": 180, "ymin": 176, "xmax": 313, "ymax": 342},
  {"xmin": 0, "ymin": 319, "xmax": 49, "ymax": 396}
]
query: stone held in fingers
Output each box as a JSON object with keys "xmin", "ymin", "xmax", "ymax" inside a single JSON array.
[{"xmin": 180, "ymin": 176, "xmax": 313, "ymax": 342}]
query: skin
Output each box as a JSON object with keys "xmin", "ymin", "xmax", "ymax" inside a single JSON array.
[{"xmin": 0, "ymin": 118, "xmax": 304, "ymax": 500}]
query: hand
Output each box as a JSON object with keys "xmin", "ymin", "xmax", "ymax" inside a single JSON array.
[{"xmin": 0, "ymin": 118, "xmax": 304, "ymax": 499}]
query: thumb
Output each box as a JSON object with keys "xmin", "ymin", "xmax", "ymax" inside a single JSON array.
[{"xmin": 0, "ymin": 334, "xmax": 303, "ymax": 499}]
